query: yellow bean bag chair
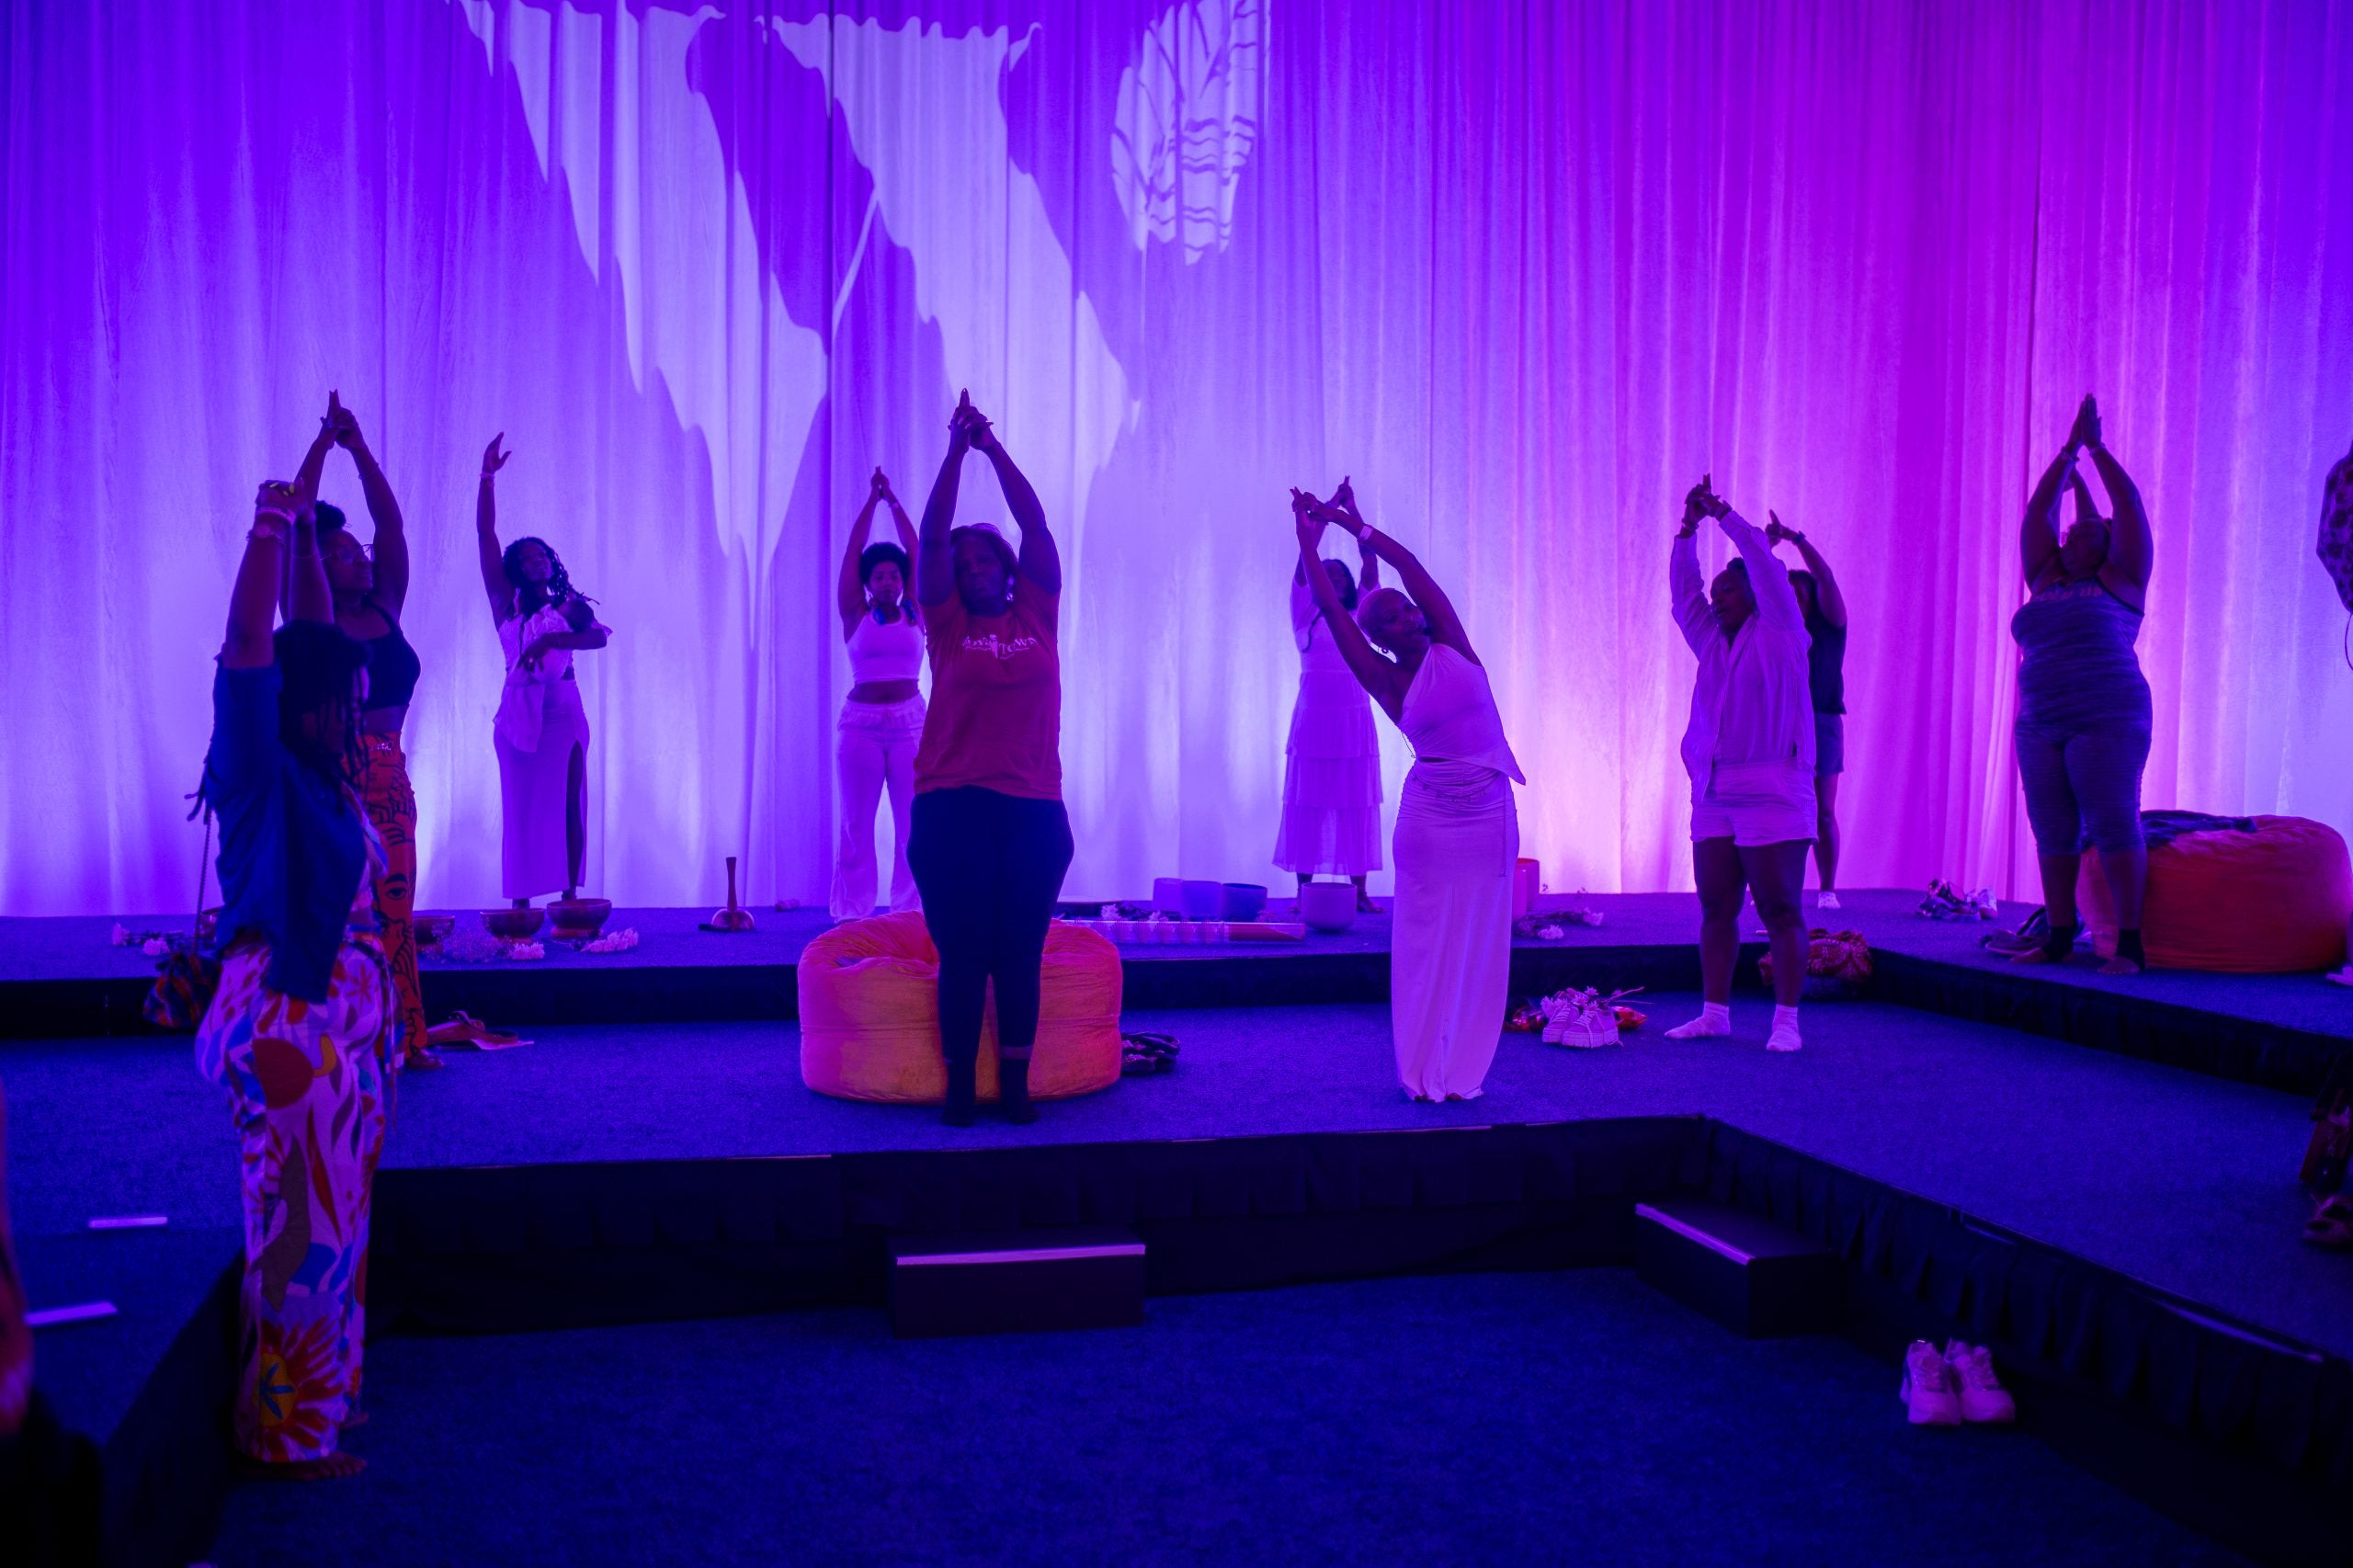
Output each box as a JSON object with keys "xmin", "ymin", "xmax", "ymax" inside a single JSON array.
[
  {"xmin": 2078, "ymin": 814, "xmax": 2351, "ymax": 972},
  {"xmin": 797, "ymin": 912, "xmax": 1125, "ymax": 1103}
]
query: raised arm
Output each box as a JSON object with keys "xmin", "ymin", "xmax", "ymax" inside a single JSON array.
[
  {"xmin": 2023, "ymin": 397, "xmax": 2097, "ymax": 587},
  {"xmin": 1330, "ymin": 477, "xmax": 1381, "ymax": 594},
  {"xmin": 293, "ymin": 401, "xmax": 336, "ymax": 511},
  {"xmin": 334, "ymin": 402, "xmax": 409, "ymax": 614},
  {"xmin": 289, "ymin": 495, "xmax": 334, "ymax": 627},
  {"xmin": 2085, "ymin": 437, "xmax": 2152, "ymax": 597},
  {"xmin": 1294, "ymin": 494, "xmax": 1407, "ymax": 721},
  {"xmin": 1667, "ymin": 473, "xmax": 1714, "ymax": 653},
  {"xmin": 279, "ymin": 403, "xmax": 339, "ymax": 616},
  {"xmin": 971, "ymin": 408, "xmax": 1058, "ymax": 595},
  {"xmin": 1720, "ymin": 506, "xmax": 1801, "ymax": 631},
  {"xmin": 838, "ymin": 468, "xmax": 887, "ymax": 637},
  {"xmin": 1768, "ymin": 512, "xmax": 1847, "ymax": 627},
  {"xmin": 476, "ymin": 433, "xmax": 517, "ymax": 623},
  {"xmin": 915, "ymin": 394, "xmax": 974, "ymax": 608},
  {"xmin": 226, "ymin": 483, "xmax": 295, "ymax": 668},
  {"xmin": 1316, "ymin": 491, "xmax": 1473, "ymax": 662}
]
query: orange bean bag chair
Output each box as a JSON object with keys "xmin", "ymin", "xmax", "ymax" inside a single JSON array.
[
  {"xmin": 2077, "ymin": 815, "xmax": 2351, "ymax": 972},
  {"xmin": 797, "ymin": 912, "xmax": 1124, "ymax": 1103}
]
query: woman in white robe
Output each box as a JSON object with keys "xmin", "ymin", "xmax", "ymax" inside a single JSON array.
[{"xmin": 476, "ymin": 436, "xmax": 611, "ymax": 904}]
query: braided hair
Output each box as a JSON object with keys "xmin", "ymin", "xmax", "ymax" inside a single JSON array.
[
  {"xmin": 503, "ymin": 536, "xmax": 595, "ymax": 620},
  {"xmin": 271, "ymin": 620, "xmax": 370, "ymax": 791}
]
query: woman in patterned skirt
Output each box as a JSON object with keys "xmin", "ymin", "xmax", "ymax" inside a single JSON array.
[
  {"xmin": 197, "ymin": 473, "xmax": 400, "ymax": 1478},
  {"xmin": 295, "ymin": 392, "xmax": 438, "ymax": 1068}
]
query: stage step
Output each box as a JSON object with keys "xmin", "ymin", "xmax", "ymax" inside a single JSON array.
[
  {"xmin": 1633, "ymin": 1199, "xmax": 1842, "ymax": 1337},
  {"xmin": 887, "ymin": 1228, "xmax": 1146, "ymax": 1339}
]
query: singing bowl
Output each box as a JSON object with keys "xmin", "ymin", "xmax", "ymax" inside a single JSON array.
[
  {"xmin": 1299, "ymin": 882, "xmax": 1358, "ymax": 933},
  {"xmin": 549, "ymin": 898, "xmax": 613, "ymax": 940},
  {"xmin": 1178, "ymin": 880, "xmax": 1223, "ymax": 920},
  {"xmin": 414, "ymin": 914, "xmax": 458, "ymax": 949},
  {"xmin": 483, "ymin": 907, "xmax": 546, "ymax": 940},
  {"xmin": 1220, "ymin": 882, "xmax": 1268, "ymax": 922}
]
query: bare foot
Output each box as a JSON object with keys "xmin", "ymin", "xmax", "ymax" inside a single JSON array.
[
  {"xmin": 341, "ymin": 1407, "xmax": 370, "ymax": 1429},
  {"xmin": 1357, "ymin": 893, "xmax": 1382, "ymax": 914},
  {"xmin": 237, "ymin": 1450, "xmax": 366, "ymax": 1481},
  {"xmin": 403, "ymin": 1051, "xmax": 446, "ymax": 1072},
  {"xmin": 2097, "ymin": 955, "xmax": 2143, "ymax": 976},
  {"xmin": 2007, "ymin": 946, "xmax": 2059, "ymax": 965}
]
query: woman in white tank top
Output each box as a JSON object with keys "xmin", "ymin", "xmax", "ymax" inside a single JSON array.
[
  {"xmin": 1293, "ymin": 484, "xmax": 1523, "ymax": 1102},
  {"xmin": 832, "ymin": 467, "xmax": 926, "ymax": 921}
]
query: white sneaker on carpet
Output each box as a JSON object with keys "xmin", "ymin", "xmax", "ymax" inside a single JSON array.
[
  {"xmin": 1900, "ymin": 1340, "xmax": 1963, "ymax": 1426},
  {"xmin": 1817, "ymin": 891, "xmax": 1841, "ymax": 910},
  {"xmin": 1766, "ymin": 1023, "xmax": 1802, "ymax": 1052},
  {"xmin": 1943, "ymin": 1342, "xmax": 2018, "ymax": 1425}
]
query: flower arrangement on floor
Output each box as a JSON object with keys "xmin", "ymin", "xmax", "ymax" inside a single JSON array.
[
  {"xmin": 1513, "ymin": 904, "xmax": 1605, "ymax": 941},
  {"xmin": 1756, "ymin": 929, "xmax": 1873, "ymax": 1000},
  {"xmin": 582, "ymin": 927, "xmax": 640, "ymax": 954}
]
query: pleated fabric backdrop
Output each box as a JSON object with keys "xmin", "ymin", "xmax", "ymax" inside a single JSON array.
[{"xmin": 3, "ymin": 0, "xmax": 2348, "ymax": 915}]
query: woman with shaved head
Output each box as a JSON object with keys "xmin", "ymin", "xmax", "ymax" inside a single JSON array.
[{"xmin": 1292, "ymin": 486, "xmax": 1522, "ymax": 1102}]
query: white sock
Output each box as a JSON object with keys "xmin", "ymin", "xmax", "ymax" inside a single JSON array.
[
  {"xmin": 1817, "ymin": 890, "xmax": 1841, "ymax": 909},
  {"xmin": 1666, "ymin": 1001, "xmax": 1731, "ymax": 1040},
  {"xmin": 1767, "ymin": 1003, "xmax": 1803, "ymax": 1052}
]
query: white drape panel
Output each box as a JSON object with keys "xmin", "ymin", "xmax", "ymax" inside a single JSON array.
[{"xmin": 3, "ymin": 0, "xmax": 2348, "ymax": 915}]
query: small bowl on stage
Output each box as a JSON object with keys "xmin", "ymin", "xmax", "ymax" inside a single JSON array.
[
  {"xmin": 1178, "ymin": 881, "xmax": 1223, "ymax": 921},
  {"xmin": 414, "ymin": 914, "xmax": 457, "ymax": 949},
  {"xmin": 483, "ymin": 907, "xmax": 545, "ymax": 941},
  {"xmin": 1299, "ymin": 882, "xmax": 1358, "ymax": 933},
  {"xmin": 1220, "ymin": 882, "xmax": 1268, "ymax": 922},
  {"xmin": 1152, "ymin": 877, "xmax": 1185, "ymax": 915},
  {"xmin": 548, "ymin": 898, "xmax": 613, "ymax": 941}
]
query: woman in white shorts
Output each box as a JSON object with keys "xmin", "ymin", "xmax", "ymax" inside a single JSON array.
[
  {"xmin": 829, "ymin": 467, "xmax": 926, "ymax": 922},
  {"xmin": 1666, "ymin": 476, "xmax": 1815, "ymax": 1053}
]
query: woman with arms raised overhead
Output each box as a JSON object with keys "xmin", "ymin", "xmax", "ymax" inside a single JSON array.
[
  {"xmin": 199, "ymin": 470, "xmax": 401, "ymax": 1478},
  {"xmin": 908, "ymin": 392, "xmax": 1071, "ymax": 1127},
  {"xmin": 1294, "ymin": 485, "xmax": 1522, "ymax": 1102},
  {"xmin": 831, "ymin": 466, "xmax": 925, "ymax": 923},
  {"xmin": 1768, "ymin": 513, "xmax": 1849, "ymax": 911},
  {"xmin": 1274, "ymin": 477, "xmax": 1385, "ymax": 914},
  {"xmin": 1666, "ymin": 474, "xmax": 1815, "ymax": 1053},
  {"xmin": 294, "ymin": 392, "xmax": 438, "ymax": 1068},
  {"xmin": 2010, "ymin": 394, "xmax": 2155, "ymax": 975}
]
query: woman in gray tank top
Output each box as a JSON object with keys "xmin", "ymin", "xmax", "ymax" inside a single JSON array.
[{"xmin": 2010, "ymin": 395, "xmax": 2154, "ymax": 974}]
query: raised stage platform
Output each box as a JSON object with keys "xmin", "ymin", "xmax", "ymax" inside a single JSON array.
[
  {"xmin": 6, "ymin": 890, "xmax": 2350, "ymax": 1564},
  {"xmin": 11, "ymin": 888, "xmax": 2353, "ymax": 1091}
]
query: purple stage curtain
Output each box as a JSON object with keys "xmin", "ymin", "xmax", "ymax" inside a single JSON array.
[{"xmin": 3, "ymin": 0, "xmax": 2348, "ymax": 915}]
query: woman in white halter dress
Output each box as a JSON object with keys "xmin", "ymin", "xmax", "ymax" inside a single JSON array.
[{"xmin": 1291, "ymin": 484, "xmax": 1523, "ymax": 1101}]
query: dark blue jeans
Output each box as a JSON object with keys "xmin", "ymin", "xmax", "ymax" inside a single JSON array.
[{"xmin": 906, "ymin": 788, "xmax": 1074, "ymax": 1070}]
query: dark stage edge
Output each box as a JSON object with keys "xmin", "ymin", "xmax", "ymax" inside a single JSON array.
[
  {"xmin": 365, "ymin": 1119, "xmax": 2353, "ymax": 1567},
  {"xmin": 25, "ymin": 1111, "xmax": 2349, "ymax": 1568},
  {"xmin": 10, "ymin": 890, "xmax": 2353, "ymax": 1093}
]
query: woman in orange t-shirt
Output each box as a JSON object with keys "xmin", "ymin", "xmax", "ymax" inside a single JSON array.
[{"xmin": 908, "ymin": 391, "xmax": 1073, "ymax": 1126}]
